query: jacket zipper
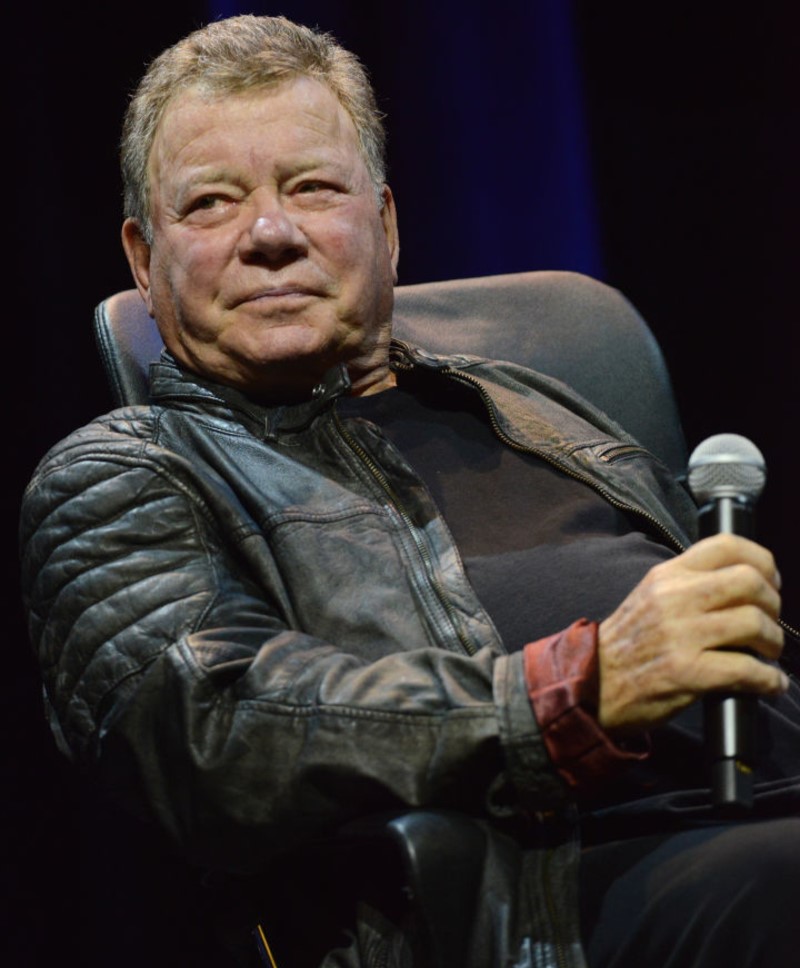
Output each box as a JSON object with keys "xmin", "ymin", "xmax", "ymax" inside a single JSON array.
[
  {"xmin": 433, "ymin": 368, "xmax": 800, "ymax": 646},
  {"xmin": 438, "ymin": 366, "xmax": 687, "ymax": 554},
  {"xmin": 332, "ymin": 409, "xmax": 479, "ymax": 656},
  {"xmin": 783, "ymin": 619, "xmax": 800, "ymax": 640},
  {"xmin": 542, "ymin": 846, "xmax": 570, "ymax": 968}
]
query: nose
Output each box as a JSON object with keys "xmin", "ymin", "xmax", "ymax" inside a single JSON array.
[{"xmin": 241, "ymin": 196, "xmax": 307, "ymax": 263}]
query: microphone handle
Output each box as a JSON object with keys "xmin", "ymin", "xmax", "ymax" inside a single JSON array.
[
  {"xmin": 698, "ymin": 495, "xmax": 756, "ymax": 540},
  {"xmin": 699, "ymin": 496, "xmax": 757, "ymax": 815}
]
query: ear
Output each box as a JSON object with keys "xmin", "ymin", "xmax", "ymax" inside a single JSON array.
[
  {"xmin": 380, "ymin": 185, "xmax": 400, "ymax": 284},
  {"xmin": 121, "ymin": 218, "xmax": 155, "ymax": 316}
]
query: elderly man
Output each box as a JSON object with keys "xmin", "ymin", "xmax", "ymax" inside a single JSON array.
[{"xmin": 20, "ymin": 13, "xmax": 800, "ymax": 968}]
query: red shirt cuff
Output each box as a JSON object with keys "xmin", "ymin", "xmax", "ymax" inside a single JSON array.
[{"xmin": 523, "ymin": 618, "xmax": 648, "ymax": 792}]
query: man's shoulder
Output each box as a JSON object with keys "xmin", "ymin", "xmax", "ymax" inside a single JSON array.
[
  {"xmin": 35, "ymin": 405, "xmax": 160, "ymax": 466},
  {"xmin": 21, "ymin": 405, "xmax": 179, "ymax": 517},
  {"xmin": 19, "ymin": 402, "xmax": 213, "ymax": 553}
]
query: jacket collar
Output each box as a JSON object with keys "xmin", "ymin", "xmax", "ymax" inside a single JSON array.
[{"xmin": 148, "ymin": 351, "xmax": 352, "ymax": 437}]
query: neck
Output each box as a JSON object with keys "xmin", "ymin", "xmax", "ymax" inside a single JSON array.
[{"xmin": 348, "ymin": 364, "xmax": 397, "ymax": 397}]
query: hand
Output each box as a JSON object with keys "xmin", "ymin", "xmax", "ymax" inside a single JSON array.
[{"xmin": 598, "ymin": 533, "xmax": 786, "ymax": 734}]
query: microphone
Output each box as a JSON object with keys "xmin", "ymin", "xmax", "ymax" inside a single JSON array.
[{"xmin": 686, "ymin": 433, "xmax": 767, "ymax": 815}]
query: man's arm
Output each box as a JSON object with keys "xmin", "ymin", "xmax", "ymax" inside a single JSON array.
[{"xmin": 19, "ymin": 427, "xmax": 563, "ymax": 871}]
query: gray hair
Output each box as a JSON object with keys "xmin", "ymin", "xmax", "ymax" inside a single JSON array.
[{"xmin": 121, "ymin": 14, "xmax": 387, "ymax": 240}]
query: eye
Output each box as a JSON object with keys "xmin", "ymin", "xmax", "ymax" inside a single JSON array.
[
  {"xmin": 295, "ymin": 181, "xmax": 328, "ymax": 194},
  {"xmin": 181, "ymin": 192, "xmax": 239, "ymax": 225},
  {"xmin": 189, "ymin": 194, "xmax": 225, "ymax": 211},
  {"xmin": 290, "ymin": 180, "xmax": 344, "ymax": 208}
]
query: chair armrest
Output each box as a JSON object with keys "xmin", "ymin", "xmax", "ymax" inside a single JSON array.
[{"xmin": 340, "ymin": 809, "xmax": 513, "ymax": 968}]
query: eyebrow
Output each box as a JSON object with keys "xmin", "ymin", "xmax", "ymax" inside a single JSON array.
[{"xmin": 167, "ymin": 166, "xmax": 243, "ymax": 209}]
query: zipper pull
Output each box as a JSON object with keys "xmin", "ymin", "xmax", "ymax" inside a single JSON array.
[{"xmin": 264, "ymin": 364, "xmax": 352, "ymax": 437}]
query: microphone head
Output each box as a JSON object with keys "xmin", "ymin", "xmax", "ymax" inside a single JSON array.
[{"xmin": 687, "ymin": 433, "xmax": 766, "ymax": 505}]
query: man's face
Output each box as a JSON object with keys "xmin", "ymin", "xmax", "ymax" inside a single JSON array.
[{"xmin": 122, "ymin": 76, "xmax": 399, "ymax": 400}]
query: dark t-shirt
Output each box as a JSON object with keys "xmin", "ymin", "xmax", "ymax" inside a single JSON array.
[{"xmin": 338, "ymin": 376, "xmax": 674, "ymax": 647}]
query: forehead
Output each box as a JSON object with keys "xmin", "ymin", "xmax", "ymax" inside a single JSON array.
[{"xmin": 150, "ymin": 77, "xmax": 362, "ymax": 177}]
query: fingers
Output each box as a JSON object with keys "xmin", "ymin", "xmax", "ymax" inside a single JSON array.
[
  {"xmin": 637, "ymin": 535, "xmax": 782, "ymax": 654},
  {"xmin": 596, "ymin": 534, "xmax": 786, "ymax": 733},
  {"xmin": 690, "ymin": 646, "xmax": 789, "ymax": 698},
  {"xmin": 679, "ymin": 533, "xmax": 781, "ymax": 590},
  {"xmin": 689, "ymin": 602, "xmax": 784, "ymax": 660},
  {"xmin": 637, "ymin": 564, "xmax": 781, "ymax": 643}
]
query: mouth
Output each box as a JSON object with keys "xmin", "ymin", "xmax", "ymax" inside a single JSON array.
[{"xmin": 236, "ymin": 285, "xmax": 323, "ymax": 307}]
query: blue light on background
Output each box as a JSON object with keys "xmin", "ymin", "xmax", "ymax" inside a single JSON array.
[{"xmin": 204, "ymin": 0, "xmax": 604, "ymax": 284}]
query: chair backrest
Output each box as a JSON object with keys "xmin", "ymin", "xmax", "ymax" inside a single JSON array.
[{"xmin": 93, "ymin": 269, "xmax": 687, "ymax": 474}]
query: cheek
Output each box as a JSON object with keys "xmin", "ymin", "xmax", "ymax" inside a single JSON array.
[
  {"xmin": 320, "ymin": 210, "xmax": 391, "ymax": 278},
  {"xmin": 318, "ymin": 214, "xmax": 364, "ymax": 262},
  {"xmin": 152, "ymin": 233, "xmax": 229, "ymax": 306},
  {"xmin": 180, "ymin": 234, "xmax": 231, "ymax": 281}
]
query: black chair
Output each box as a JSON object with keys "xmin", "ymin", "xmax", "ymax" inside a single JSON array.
[{"xmin": 91, "ymin": 269, "xmax": 688, "ymax": 967}]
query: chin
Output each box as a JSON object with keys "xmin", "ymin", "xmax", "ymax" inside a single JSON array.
[{"xmin": 235, "ymin": 319, "xmax": 339, "ymax": 362}]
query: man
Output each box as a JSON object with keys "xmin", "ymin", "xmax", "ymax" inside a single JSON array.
[{"xmin": 19, "ymin": 14, "xmax": 800, "ymax": 968}]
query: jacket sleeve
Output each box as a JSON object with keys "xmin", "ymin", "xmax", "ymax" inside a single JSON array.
[{"xmin": 19, "ymin": 421, "xmax": 569, "ymax": 872}]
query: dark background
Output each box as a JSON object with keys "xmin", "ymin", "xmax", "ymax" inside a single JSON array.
[{"xmin": 6, "ymin": 2, "xmax": 798, "ymax": 963}]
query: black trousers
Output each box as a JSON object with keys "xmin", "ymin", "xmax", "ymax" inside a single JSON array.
[{"xmin": 579, "ymin": 818, "xmax": 800, "ymax": 967}]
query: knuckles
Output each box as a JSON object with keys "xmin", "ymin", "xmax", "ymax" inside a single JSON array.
[{"xmin": 727, "ymin": 563, "xmax": 771, "ymax": 602}]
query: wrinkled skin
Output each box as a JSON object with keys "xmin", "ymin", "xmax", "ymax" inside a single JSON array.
[
  {"xmin": 599, "ymin": 533, "xmax": 786, "ymax": 733},
  {"xmin": 122, "ymin": 76, "xmax": 400, "ymax": 402}
]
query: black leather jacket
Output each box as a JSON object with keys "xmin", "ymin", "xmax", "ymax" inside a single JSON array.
[{"xmin": 19, "ymin": 342, "xmax": 697, "ymax": 966}]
